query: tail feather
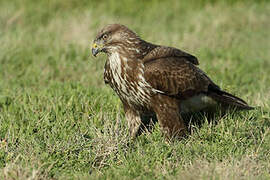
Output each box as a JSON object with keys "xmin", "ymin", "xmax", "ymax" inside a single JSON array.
[{"xmin": 208, "ymin": 85, "xmax": 254, "ymax": 110}]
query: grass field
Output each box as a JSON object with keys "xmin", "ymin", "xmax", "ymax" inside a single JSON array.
[{"xmin": 0, "ymin": 0, "xmax": 270, "ymax": 179}]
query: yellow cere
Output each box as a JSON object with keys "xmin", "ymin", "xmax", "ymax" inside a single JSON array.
[{"xmin": 92, "ymin": 43, "xmax": 98, "ymax": 49}]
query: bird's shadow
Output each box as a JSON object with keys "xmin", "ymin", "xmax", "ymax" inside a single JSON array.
[{"xmin": 138, "ymin": 106, "xmax": 243, "ymax": 137}]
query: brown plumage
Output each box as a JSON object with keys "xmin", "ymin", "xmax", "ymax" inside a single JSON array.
[{"xmin": 92, "ymin": 24, "xmax": 253, "ymax": 139}]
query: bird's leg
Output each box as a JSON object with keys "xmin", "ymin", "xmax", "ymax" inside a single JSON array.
[
  {"xmin": 124, "ymin": 105, "xmax": 142, "ymax": 138},
  {"xmin": 152, "ymin": 95, "xmax": 187, "ymax": 140}
]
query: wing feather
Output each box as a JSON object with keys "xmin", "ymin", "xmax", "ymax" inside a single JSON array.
[
  {"xmin": 143, "ymin": 46, "xmax": 199, "ymax": 65},
  {"xmin": 144, "ymin": 56, "xmax": 215, "ymax": 99}
]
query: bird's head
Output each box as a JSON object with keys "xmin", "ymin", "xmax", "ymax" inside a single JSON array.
[{"xmin": 91, "ymin": 24, "xmax": 139, "ymax": 57}]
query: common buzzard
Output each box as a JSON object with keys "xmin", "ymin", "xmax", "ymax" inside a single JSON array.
[{"xmin": 91, "ymin": 24, "xmax": 253, "ymax": 139}]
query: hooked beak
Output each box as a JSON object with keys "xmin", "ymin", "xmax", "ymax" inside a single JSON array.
[{"xmin": 91, "ymin": 42, "xmax": 102, "ymax": 57}]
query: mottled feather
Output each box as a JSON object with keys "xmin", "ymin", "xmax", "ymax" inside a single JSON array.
[
  {"xmin": 144, "ymin": 57, "xmax": 209, "ymax": 99},
  {"xmin": 92, "ymin": 24, "xmax": 253, "ymax": 139},
  {"xmin": 143, "ymin": 46, "xmax": 199, "ymax": 65}
]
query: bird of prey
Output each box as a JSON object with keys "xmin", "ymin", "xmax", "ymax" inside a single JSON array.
[{"xmin": 91, "ymin": 24, "xmax": 253, "ymax": 139}]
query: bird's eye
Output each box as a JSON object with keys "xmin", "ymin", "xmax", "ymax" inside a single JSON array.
[{"xmin": 103, "ymin": 34, "xmax": 108, "ymax": 40}]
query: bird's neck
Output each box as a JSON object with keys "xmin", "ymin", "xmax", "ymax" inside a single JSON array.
[
  {"xmin": 106, "ymin": 39, "xmax": 157, "ymax": 78},
  {"xmin": 107, "ymin": 39, "xmax": 157, "ymax": 61},
  {"xmin": 129, "ymin": 40, "xmax": 157, "ymax": 59}
]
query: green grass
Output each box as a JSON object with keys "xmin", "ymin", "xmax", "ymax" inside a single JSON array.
[{"xmin": 0, "ymin": 0, "xmax": 270, "ymax": 179}]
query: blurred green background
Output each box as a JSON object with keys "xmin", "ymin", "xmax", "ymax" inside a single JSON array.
[{"xmin": 0, "ymin": 0, "xmax": 269, "ymax": 179}]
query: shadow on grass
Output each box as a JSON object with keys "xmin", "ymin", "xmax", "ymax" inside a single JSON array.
[{"xmin": 137, "ymin": 105, "xmax": 256, "ymax": 137}]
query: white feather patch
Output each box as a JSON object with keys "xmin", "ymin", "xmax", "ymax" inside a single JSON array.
[{"xmin": 180, "ymin": 94, "xmax": 217, "ymax": 113}]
